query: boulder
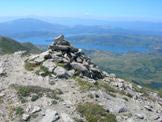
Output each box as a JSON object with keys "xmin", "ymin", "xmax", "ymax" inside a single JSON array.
[
  {"xmin": 67, "ymin": 70, "xmax": 75, "ymax": 77},
  {"xmin": 91, "ymin": 68, "xmax": 104, "ymax": 79},
  {"xmin": 42, "ymin": 60, "xmax": 56, "ymax": 72},
  {"xmin": 54, "ymin": 35, "xmax": 70, "ymax": 46},
  {"xmin": 51, "ymin": 55, "xmax": 64, "ymax": 63},
  {"xmin": 118, "ymin": 107, "xmax": 128, "ymax": 113},
  {"xmin": 22, "ymin": 114, "xmax": 30, "ymax": 121},
  {"xmin": 54, "ymin": 66, "xmax": 68, "ymax": 78},
  {"xmin": 71, "ymin": 62, "xmax": 88, "ymax": 73},
  {"xmin": 41, "ymin": 109, "xmax": 60, "ymax": 122},
  {"xmin": 135, "ymin": 113, "xmax": 144, "ymax": 119},
  {"xmin": 31, "ymin": 106, "xmax": 41, "ymax": 114},
  {"xmin": 144, "ymin": 105, "xmax": 153, "ymax": 112}
]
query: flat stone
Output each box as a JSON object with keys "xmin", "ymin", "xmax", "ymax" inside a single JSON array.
[
  {"xmin": 61, "ymin": 113, "xmax": 74, "ymax": 122},
  {"xmin": 22, "ymin": 113, "xmax": 30, "ymax": 121},
  {"xmin": 54, "ymin": 66, "xmax": 68, "ymax": 78},
  {"xmin": 42, "ymin": 60, "xmax": 56, "ymax": 72},
  {"xmin": 31, "ymin": 106, "xmax": 41, "ymax": 114},
  {"xmin": 71, "ymin": 62, "xmax": 88, "ymax": 72},
  {"xmin": 118, "ymin": 107, "xmax": 128, "ymax": 113},
  {"xmin": 135, "ymin": 113, "xmax": 144, "ymax": 119},
  {"xmin": 144, "ymin": 105, "xmax": 153, "ymax": 112},
  {"xmin": 41, "ymin": 109, "xmax": 60, "ymax": 122}
]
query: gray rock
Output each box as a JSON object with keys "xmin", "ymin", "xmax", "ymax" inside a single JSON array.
[
  {"xmin": 50, "ymin": 45, "xmax": 78, "ymax": 53},
  {"xmin": 71, "ymin": 62, "xmax": 88, "ymax": 73},
  {"xmin": 41, "ymin": 109, "xmax": 60, "ymax": 122},
  {"xmin": 76, "ymin": 57, "xmax": 82, "ymax": 63},
  {"xmin": 53, "ymin": 35, "xmax": 70, "ymax": 46},
  {"xmin": 51, "ymin": 55, "xmax": 64, "ymax": 63},
  {"xmin": 0, "ymin": 67, "xmax": 6, "ymax": 76},
  {"xmin": 144, "ymin": 105, "xmax": 153, "ymax": 112},
  {"xmin": 91, "ymin": 68, "xmax": 104, "ymax": 79},
  {"xmin": 135, "ymin": 113, "xmax": 144, "ymax": 119},
  {"xmin": 22, "ymin": 114, "xmax": 30, "ymax": 121},
  {"xmin": 61, "ymin": 113, "xmax": 74, "ymax": 122},
  {"xmin": 14, "ymin": 51, "xmax": 27, "ymax": 56},
  {"xmin": 0, "ymin": 92, "xmax": 5, "ymax": 97},
  {"xmin": 42, "ymin": 60, "xmax": 56, "ymax": 72},
  {"xmin": 40, "ymin": 51, "xmax": 52, "ymax": 59},
  {"xmin": 28, "ymin": 55, "xmax": 44, "ymax": 65},
  {"xmin": 48, "ymin": 76, "xmax": 57, "ymax": 85},
  {"xmin": 31, "ymin": 106, "xmax": 41, "ymax": 114},
  {"xmin": 54, "ymin": 66, "xmax": 68, "ymax": 78},
  {"xmin": 154, "ymin": 115, "xmax": 160, "ymax": 120},
  {"xmin": 67, "ymin": 70, "xmax": 75, "ymax": 77},
  {"xmin": 55, "ymin": 34, "xmax": 64, "ymax": 42},
  {"xmin": 118, "ymin": 107, "xmax": 128, "ymax": 113}
]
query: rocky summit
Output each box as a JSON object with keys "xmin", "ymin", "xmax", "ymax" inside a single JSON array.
[
  {"xmin": 26, "ymin": 34, "xmax": 106, "ymax": 80},
  {"xmin": 0, "ymin": 35, "xmax": 162, "ymax": 122}
]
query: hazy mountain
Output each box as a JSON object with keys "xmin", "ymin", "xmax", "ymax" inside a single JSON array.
[
  {"xmin": 0, "ymin": 18, "xmax": 68, "ymax": 38},
  {"xmin": 0, "ymin": 18, "xmax": 162, "ymax": 41}
]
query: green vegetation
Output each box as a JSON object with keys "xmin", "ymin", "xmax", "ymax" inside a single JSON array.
[
  {"xmin": 24, "ymin": 62, "xmax": 40, "ymax": 71},
  {"xmin": 36, "ymin": 65, "xmax": 52, "ymax": 77},
  {"xmin": 75, "ymin": 77, "xmax": 131, "ymax": 98},
  {"xmin": 0, "ymin": 97, "xmax": 3, "ymax": 104},
  {"xmin": 77, "ymin": 103, "xmax": 117, "ymax": 122},
  {"xmin": 87, "ymin": 51, "xmax": 162, "ymax": 89},
  {"xmin": 158, "ymin": 89, "xmax": 162, "ymax": 98},
  {"xmin": 0, "ymin": 36, "xmax": 41, "ymax": 54},
  {"xmin": 11, "ymin": 84, "xmax": 63, "ymax": 102},
  {"xmin": 74, "ymin": 77, "xmax": 97, "ymax": 91},
  {"xmin": 15, "ymin": 107, "xmax": 24, "ymax": 116}
]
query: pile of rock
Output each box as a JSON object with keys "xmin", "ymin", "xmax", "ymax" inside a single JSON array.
[{"xmin": 26, "ymin": 35, "xmax": 107, "ymax": 80}]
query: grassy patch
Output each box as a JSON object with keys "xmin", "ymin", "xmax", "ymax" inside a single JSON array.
[
  {"xmin": 74, "ymin": 77, "xmax": 97, "ymax": 91},
  {"xmin": 35, "ymin": 65, "xmax": 52, "ymax": 77},
  {"xmin": 15, "ymin": 107, "xmax": 24, "ymax": 116},
  {"xmin": 24, "ymin": 62, "xmax": 39, "ymax": 71},
  {"xmin": 98, "ymin": 82, "xmax": 116, "ymax": 93},
  {"xmin": 0, "ymin": 97, "xmax": 3, "ymax": 104},
  {"xmin": 56, "ymin": 63, "xmax": 65, "ymax": 67},
  {"xmin": 11, "ymin": 84, "xmax": 63, "ymax": 102},
  {"xmin": 158, "ymin": 89, "xmax": 162, "ymax": 98},
  {"xmin": 77, "ymin": 103, "xmax": 117, "ymax": 122}
]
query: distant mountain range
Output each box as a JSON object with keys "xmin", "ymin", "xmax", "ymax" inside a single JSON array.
[{"xmin": 0, "ymin": 18, "xmax": 162, "ymax": 41}]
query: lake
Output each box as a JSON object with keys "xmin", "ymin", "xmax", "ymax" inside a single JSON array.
[{"xmin": 15, "ymin": 37, "xmax": 148, "ymax": 53}]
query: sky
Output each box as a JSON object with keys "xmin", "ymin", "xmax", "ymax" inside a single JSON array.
[{"xmin": 0, "ymin": 0, "xmax": 162, "ymax": 21}]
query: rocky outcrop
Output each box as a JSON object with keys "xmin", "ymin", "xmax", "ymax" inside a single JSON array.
[{"xmin": 26, "ymin": 35, "xmax": 106, "ymax": 80}]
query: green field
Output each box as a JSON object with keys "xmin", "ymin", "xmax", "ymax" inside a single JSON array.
[{"xmin": 86, "ymin": 50, "xmax": 162, "ymax": 89}]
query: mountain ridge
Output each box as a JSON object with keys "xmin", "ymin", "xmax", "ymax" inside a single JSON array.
[{"xmin": 0, "ymin": 36, "xmax": 42, "ymax": 54}]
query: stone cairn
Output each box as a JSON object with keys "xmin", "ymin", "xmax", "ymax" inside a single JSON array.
[{"xmin": 26, "ymin": 35, "xmax": 108, "ymax": 80}]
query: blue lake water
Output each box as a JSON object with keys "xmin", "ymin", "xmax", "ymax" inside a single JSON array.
[
  {"xmin": 147, "ymin": 82, "xmax": 162, "ymax": 89},
  {"xmin": 15, "ymin": 37, "xmax": 148, "ymax": 53}
]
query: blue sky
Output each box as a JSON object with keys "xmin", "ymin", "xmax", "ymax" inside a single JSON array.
[{"xmin": 0, "ymin": 0, "xmax": 162, "ymax": 21}]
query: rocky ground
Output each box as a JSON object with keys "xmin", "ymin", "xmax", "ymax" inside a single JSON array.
[{"xmin": 0, "ymin": 35, "xmax": 162, "ymax": 122}]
